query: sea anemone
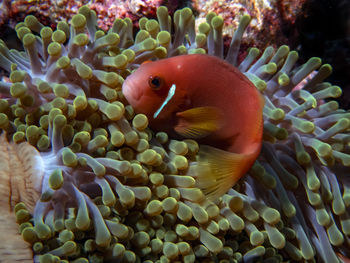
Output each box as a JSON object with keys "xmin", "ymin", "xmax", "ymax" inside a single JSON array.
[{"xmin": 0, "ymin": 5, "xmax": 349, "ymax": 263}]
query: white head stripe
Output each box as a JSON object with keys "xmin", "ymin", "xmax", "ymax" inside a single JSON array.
[{"xmin": 153, "ymin": 84, "xmax": 176, "ymax": 119}]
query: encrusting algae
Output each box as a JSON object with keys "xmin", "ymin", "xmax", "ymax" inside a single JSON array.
[{"xmin": 0, "ymin": 5, "xmax": 349, "ymax": 263}]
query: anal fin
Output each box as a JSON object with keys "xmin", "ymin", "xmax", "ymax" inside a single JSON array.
[{"xmin": 193, "ymin": 145, "xmax": 256, "ymax": 201}]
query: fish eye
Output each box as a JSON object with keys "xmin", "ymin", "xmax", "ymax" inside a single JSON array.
[{"xmin": 148, "ymin": 75, "xmax": 163, "ymax": 90}]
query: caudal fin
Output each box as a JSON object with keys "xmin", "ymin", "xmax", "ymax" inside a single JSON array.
[{"xmin": 194, "ymin": 145, "xmax": 258, "ymax": 201}]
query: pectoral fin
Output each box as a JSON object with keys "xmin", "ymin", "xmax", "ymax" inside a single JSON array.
[
  {"xmin": 193, "ymin": 145, "xmax": 257, "ymax": 201},
  {"xmin": 174, "ymin": 107, "xmax": 222, "ymax": 139}
]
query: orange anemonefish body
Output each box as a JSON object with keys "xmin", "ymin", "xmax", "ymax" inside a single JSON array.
[
  {"xmin": 337, "ymin": 253, "xmax": 350, "ymax": 263},
  {"xmin": 122, "ymin": 54, "xmax": 264, "ymax": 200}
]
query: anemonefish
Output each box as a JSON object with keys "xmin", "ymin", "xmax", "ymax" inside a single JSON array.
[
  {"xmin": 122, "ymin": 54, "xmax": 264, "ymax": 200},
  {"xmin": 338, "ymin": 253, "xmax": 350, "ymax": 263}
]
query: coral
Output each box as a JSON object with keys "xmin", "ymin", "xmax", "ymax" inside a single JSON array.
[
  {"xmin": 1, "ymin": 0, "xmax": 87, "ymax": 28},
  {"xmin": 192, "ymin": 0, "xmax": 306, "ymax": 53},
  {"xmin": 0, "ymin": 4, "xmax": 349, "ymax": 263},
  {"xmin": 2, "ymin": 0, "xmax": 163, "ymax": 31},
  {"xmin": 89, "ymin": 0, "xmax": 163, "ymax": 31}
]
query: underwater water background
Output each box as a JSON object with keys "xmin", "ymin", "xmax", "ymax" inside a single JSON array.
[{"xmin": 295, "ymin": 0, "xmax": 350, "ymax": 110}]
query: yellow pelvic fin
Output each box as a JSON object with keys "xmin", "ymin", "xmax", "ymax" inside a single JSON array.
[
  {"xmin": 141, "ymin": 60, "xmax": 152, "ymax": 65},
  {"xmin": 174, "ymin": 107, "xmax": 222, "ymax": 139},
  {"xmin": 194, "ymin": 145, "xmax": 254, "ymax": 201}
]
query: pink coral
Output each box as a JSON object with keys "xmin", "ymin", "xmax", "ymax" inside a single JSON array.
[
  {"xmin": 192, "ymin": 0, "xmax": 306, "ymax": 51},
  {"xmin": 89, "ymin": 0, "xmax": 162, "ymax": 31}
]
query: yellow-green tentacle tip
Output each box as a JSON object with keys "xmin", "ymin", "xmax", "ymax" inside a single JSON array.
[
  {"xmin": 22, "ymin": 33, "xmax": 35, "ymax": 47},
  {"xmin": 278, "ymin": 73, "xmax": 290, "ymax": 86},
  {"xmin": 72, "ymin": 58, "xmax": 93, "ymax": 79},
  {"xmin": 57, "ymin": 56, "xmax": 71, "ymax": 69},
  {"xmin": 33, "ymin": 242, "xmax": 44, "ymax": 253},
  {"xmin": 16, "ymin": 26, "xmax": 30, "ymax": 40},
  {"xmin": 24, "ymin": 15, "xmax": 43, "ymax": 32},
  {"xmin": 76, "ymin": 206, "xmax": 91, "ymax": 231},
  {"xmin": 95, "ymin": 223, "xmax": 112, "ymax": 248},
  {"xmin": 73, "ymin": 131, "xmax": 91, "ymax": 146},
  {"xmin": 78, "ymin": 5, "xmax": 91, "ymax": 16},
  {"xmin": 157, "ymin": 31, "xmax": 171, "ymax": 47},
  {"xmin": 53, "ymin": 84, "xmax": 69, "ymax": 98},
  {"xmin": 74, "ymin": 33, "xmax": 89, "ymax": 46},
  {"xmin": 93, "ymin": 33, "xmax": 120, "ymax": 50},
  {"xmin": 25, "ymin": 125, "xmax": 40, "ymax": 143},
  {"xmin": 95, "ymin": 30, "xmax": 105, "ymax": 40},
  {"xmin": 40, "ymin": 190, "xmax": 54, "ymax": 202},
  {"xmin": 57, "ymin": 21, "xmax": 69, "ymax": 38},
  {"xmin": 51, "ymin": 97, "xmax": 67, "ymax": 111},
  {"xmin": 195, "ymin": 33, "xmax": 207, "ymax": 48},
  {"xmin": 122, "ymin": 49, "xmax": 135, "ymax": 63},
  {"xmin": 327, "ymin": 221, "xmax": 344, "ymax": 246},
  {"xmin": 16, "ymin": 208, "xmax": 31, "ymax": 224},
  {"xmin": 142, "ymin": 38, "xmax": 157, "ymax": 52},
  {"xmin": 62, "ymin": 147, "xmax": 78, "ymax": 167},
  {"xmin": 10, "ymin": 70, "xmax": 27, "ymax": 82},
  {"xmin": 53, "ymin": 114, "xmax": 67, "ymax": 130},
  {"xmin": 145, "ymin": 200, "xmax": 163, "ymax": 216},
  {"xmin": 37, "ymin": 135, "xmax": 50, "ymax": 151},
  {"xmin": 94, "ymin": 70, "xmax": 120, "ymax": 87},
  {"xmin": 56, "ymin": 240, "xmax": 78, "ymax": 256},
  {"xmin": 10, "ymin": 83, "xmax": 27, "ymax": 98},
  {"xmin": 132, "ymin": 114, "xmax": 148, "ymax": 131},
  {"xmin": 71, "ymin": 258, "xmax": 89, "ymax": 263},
  {"xmin": 0, "ymin": 99, "xmax": 8, "ymax": 113},
  {"xmin": 49, "ymin": 169, "xmax": 64, "ymax": 190},
  {"xmin": 198, "ymin": 22, "xmax": 210, "ymax": 35},
  {"xmin": 37, "ymin": 81, "xmax": 52, "ymax": 93},
  {"xmin": 311, "ymin": 139, "xmax": 332, "ymax": 158},
  {"xmin": 71, "ymin": 14, "xmax": 87, "ymax": 30},
  {"xmin": 145, "ymin": 19, "xmax": 159, "ymax": 38},
  {"xmin": 87, "ymin": 135, "xmax": 108, "ymax": 152},
  {"xmin": 38, "ymin": 254, "xmax": 59, "ymax": 263},
  {"xmin": 15, "ymin": 202, "xmax": 27, "ymax": 212},
  {"xmin": 22, "ymin": 227, "xmax": 38, "ymax": 243},
  {"xmin": 291, "ymin": 117, "xmax": 315, "ymax": 134},
  {"xmin": 264, "ymin": 123, "xmax": 288, "ymax": 140},
  {"xmin": 136, "ymin": 30, "xmax": 150, "ymax": 44},
  {"xmin": 0, "ymin": 113, "xmax": 9, "ymax": 129},
  {"xmin": 262, "ymin": 208, "xmax": 281, "ymax": 225},
  {"xmin": 52, "ymin": 30, "xmax": 66, "ymax": 44},
  {"xmin": 110, "ymin": 131, "xmax": 124, "ymax": 147},
  {"xmin": 105, "ymin": 104, "xmax": 123, "ymax": 121},
  {"xmin": 263, "ymin": 107, "xmax": 285, "ymax": 121},
  {"xmin": 73, "ymin": 95, "xmax": 88, "ymax": 111},
  {"xmin": 154, "ymin": 46, "xmax": 168, "ymax": 58},
  {"xmin": 21, "ymin": 94, "xmax": 34, "ymax": 107},
  {"xmin": 101, "ymin": 186, "xmax": 116, "ymax": 207},
  {"xmin": 35, "ymin": 222, "xmax": 52, "ymax": 240},
  {"xmin": 240, "ymin": 14, "xmax": 252, "ymax": 27},
  {"xmin": 40, "ymin": 27, "xmax": 53, "ymax": 41},
  {"xmin": 48, "ymin": 42, "xmax": 62, "ymax": 57},
  {"xmin": 58, "ymin": 230, "xmax": 74, "ymax": 243}
]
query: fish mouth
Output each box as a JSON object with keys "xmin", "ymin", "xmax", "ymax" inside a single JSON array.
[{"xmin": 122, "ymin": 77, "xmax": 142, "ymax": 102}]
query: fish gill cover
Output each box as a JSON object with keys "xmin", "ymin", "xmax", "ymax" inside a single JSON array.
[{"xmin": 0, "ymin": 4, "xmax": 349, "ymax": 263}]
